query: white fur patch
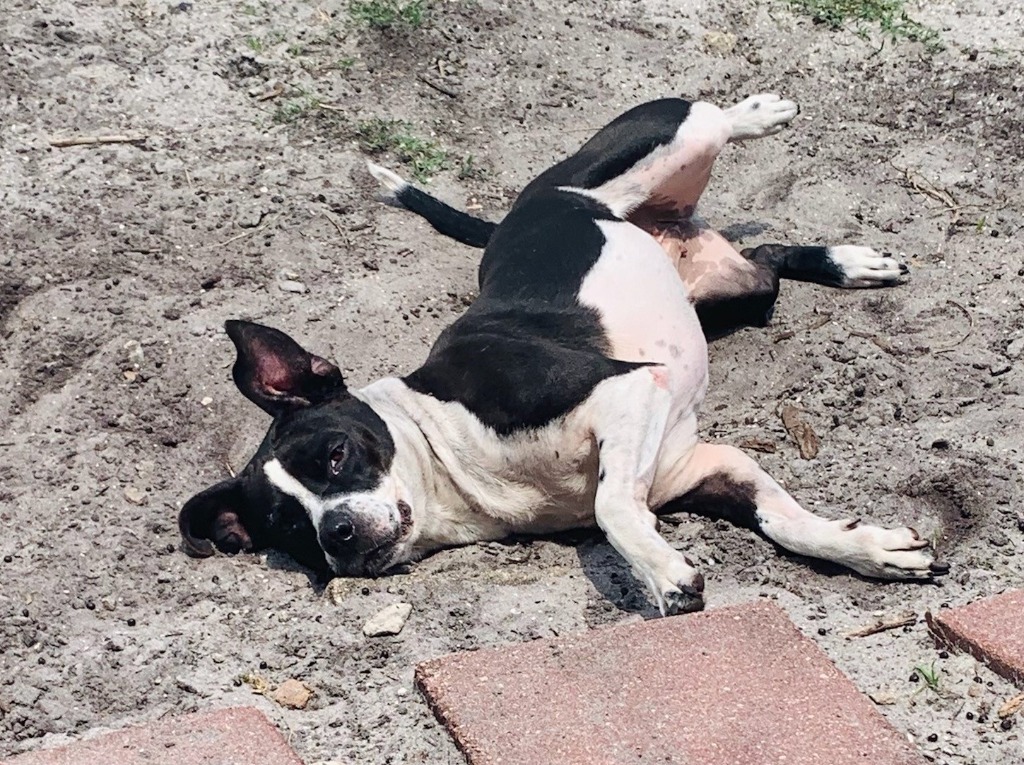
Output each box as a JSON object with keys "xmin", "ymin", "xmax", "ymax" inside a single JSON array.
[
  {"xmin": 561, "ymin": 101, "xmax": 730, "ymax": 219},
  {"xmin": 827, "ymin": 245, "xmax": 905, "ymax": 287},
  {"xmin": 724, "ymin": 93, "xmax": 800, "ymax": 142},
  {"xmin": 366, "ymin": 160, "xmax": 408, "ymax": 195},
  {"xmin": 264, "ymin": 458, "xmax": 329, "ymax": 526}
]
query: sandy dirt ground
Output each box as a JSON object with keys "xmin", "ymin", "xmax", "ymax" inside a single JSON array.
[{"xmin": 2, "ymin": 0, "xmax": 1023, "ymax": 762}]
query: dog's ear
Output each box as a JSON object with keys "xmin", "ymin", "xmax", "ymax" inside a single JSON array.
[
  {"xmin": 225, "ymin": 320, "xmax": 347, "ymax": 417},
  {"xmin": 179, "ymin": 477, "xmax": 255, "ymax": 558}
]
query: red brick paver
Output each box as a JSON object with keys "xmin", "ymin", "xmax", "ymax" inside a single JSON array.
[
  {"xmin": 1, "ymin": 706, "xmax": 304, "ymax": 765},
  {"xmin": 928, "ymin": 589, "xmax": 1024, "ymax": 686},
  {"xmin": 417, "ymin": 601, "xmax": 926, "ymax": 765}
]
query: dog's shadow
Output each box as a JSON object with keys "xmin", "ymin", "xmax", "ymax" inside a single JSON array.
[
  {"xmin": 265, "ymin": 550, "xmax": 332, "ymax": 593},
  {"xmin": 561, "ymin": 531, "xmax": 663, "ymax": 619}
]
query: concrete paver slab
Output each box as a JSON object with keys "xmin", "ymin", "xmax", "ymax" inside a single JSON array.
[
  {"xmin": 928, "ymin": 589, "xmax": 1024, "ymax": 686},
  {"xmin": 1, "ymin": 706, "xmax": 304, "ymax": 765},
  {"xmin": 417, "ymin": 601, "xmax": 926, "ymax": 765}
]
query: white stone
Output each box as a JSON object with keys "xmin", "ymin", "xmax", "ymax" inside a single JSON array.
[{"xmin": 363, "ymin": 602, "xmax": 412, "ymax": 637}]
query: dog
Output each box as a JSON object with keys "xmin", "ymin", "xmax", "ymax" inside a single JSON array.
[{"xmin": 179, "ymin": 94, "xmax": 947, "ymax": 615}]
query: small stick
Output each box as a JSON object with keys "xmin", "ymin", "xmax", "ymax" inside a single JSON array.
[
  {"xmin": 997, "ymin": 691, "xmax": 1024, "ymax": 719},
  {"xmin": 932, "ymin": 299, "xmax": 973, "ymax": 354},
  {"xmin": 210, "ymin": 213, "xmax": 277, "ymax": 249},
  {"xmin": 323, "ymin": 211, "xmax": 345, "ymax": 238},
  {"xmin": 416, "ymin": 73, "xmax": 458, "ymax": 99},
  {"xmin": 255, "ymin": 83, "xmax": 285, "ymax": 102},
  {"xmin": 845, "ymin": 612, "xmax": 917, "ymax": 639},
  {"xmin": 50, "ymin": 134, "xmax": 147, "ymax": 148}
]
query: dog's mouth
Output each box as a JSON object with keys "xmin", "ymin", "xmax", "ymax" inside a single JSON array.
[{"xmin": 333, "ymin": 499, "xmax": 414, "ymax": 577}]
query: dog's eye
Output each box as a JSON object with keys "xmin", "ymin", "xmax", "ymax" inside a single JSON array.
[{"xmin": 328, "ymin": 442, "xmax": 347, "ymax": 475}]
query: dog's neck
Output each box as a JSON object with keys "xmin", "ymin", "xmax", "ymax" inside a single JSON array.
[{"xmin": 354, "ymin": 378, "xmax": 511, "ymax": 554}]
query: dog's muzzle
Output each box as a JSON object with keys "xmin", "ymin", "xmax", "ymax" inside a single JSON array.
[{"xmin": 318, "ymin": 498, "xmax": 413, "ymax": 576}]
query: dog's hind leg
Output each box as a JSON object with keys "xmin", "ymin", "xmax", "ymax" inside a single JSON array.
[
  {"xmin": 586, "ymin": 366, "xmax": 706, "ymax": 616},
  {"xmin": 551, "ymin": 95, "xmax": 797, "ymax": 219},
  {"xmin": 651, "ymin": 443, "xmax": 949, "ymax": 580},
  {"xmin": 649, "ymin": 222, "xmax": 909, "ymax": 337}
]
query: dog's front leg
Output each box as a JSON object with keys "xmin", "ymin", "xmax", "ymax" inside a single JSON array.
[{"xmin": 588, "ymin": 367, "xmax": 704, "ymax": 616}]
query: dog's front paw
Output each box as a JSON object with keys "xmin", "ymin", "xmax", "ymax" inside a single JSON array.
[
  {"xmin": 651, "ymin": 558, "xmax": 706, "ymax": 616},
  {"xmin": 661, "ymin": 582, "xmax": 706, "ymax": 616},
  {"xmin": 838, "ymin": 520, "xmax": 949, "ymax": 580},
  {"xmin": 725, "ymin": 93, "xmax": 800, "ymax": 142},
  {"xmin": 827, "ymin": 245, "xmax": 908, "ymax": 288}
]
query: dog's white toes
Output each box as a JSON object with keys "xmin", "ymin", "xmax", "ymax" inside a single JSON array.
[
  {"xmin": 827, "ymin": 245, "xmax": 909, "ymax": 288},
  {"xmin": 841, "ymin": 523, "xmax": 947, "ymax": 580},
  {"xmin": 725, "ymin": 93, "xmax": 800, "ymax": 142}
]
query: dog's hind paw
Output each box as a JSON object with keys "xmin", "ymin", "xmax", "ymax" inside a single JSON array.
[
  {"xmin": 725, "ymin": 93, "xmax": 800, "ymax": 142},
  {"xmin": 839, "ymin": 521, "xmax": 948, "ymax": 580},
  {"xmin": 827, "ymin": 245, "xmax": 908, "ymax": 288}
]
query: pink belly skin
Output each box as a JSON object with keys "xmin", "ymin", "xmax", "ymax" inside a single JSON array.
[{"xmin": 577, "ymin": 219, "xmax": 709, "ymax": 412}]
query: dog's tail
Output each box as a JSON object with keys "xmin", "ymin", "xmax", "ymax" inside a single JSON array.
[{"xmin": 366, "ymin": 161, "xmax": 497, "ymax": 249}]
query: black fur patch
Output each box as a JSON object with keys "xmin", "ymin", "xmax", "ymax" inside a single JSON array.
[
  {"xmin": 656, "ymin": 471, "xmax": 760, "ymax": 530},
  {"xmin": 395, "ymin": 183, "xmax": 497, "ymax": 248},
  {"xmin": 742, "ymin": 244, "xmax": 846, "ymax": 288},
  {"xmin": 516, "ymin": 99, "xmax": 692, "ymax": 203}
]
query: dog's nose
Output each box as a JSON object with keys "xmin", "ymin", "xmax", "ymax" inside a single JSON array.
[{"xmin": 319, "ymin": 511, "xmax": 357, "ymax": 557}]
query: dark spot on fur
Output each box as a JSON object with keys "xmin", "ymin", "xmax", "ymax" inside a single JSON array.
[
  {"xmin": 598, "ymin": 468, "xmax": 606, "ymax": 483},
  {"xmin": 751, "ymin": 101, "xmax": 761, "ymax": 110},
  {"xmin": 656, "ymin": 472, "xmax": 759, "ymax": 530}
]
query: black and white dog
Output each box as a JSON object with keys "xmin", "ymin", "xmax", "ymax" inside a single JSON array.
[{"xmin": 180, "ymin": 94, "xmax": 946, "ymax": 615}]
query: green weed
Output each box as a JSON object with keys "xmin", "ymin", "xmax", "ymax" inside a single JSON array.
[
  {"xmin": 457, "ymin": 154, "xmax": 489, "ymax": 182},
  {"xmin": 349, "ymin": 0, "xmax": 427, "ymax": 30},
  {"xmin": 787, "ymin": 0, "xmax": 942, "ymax": 51},
  {"xmin": 912, "ymin": 661, "xmax": 941, "ymax": 693},
  {"xmin": 273, "ymin": 92, "xmax": 323, "ymax": 124},
  {"xmin": 357, "ymin": 118, "xmax": 447, "ymax": 181}
]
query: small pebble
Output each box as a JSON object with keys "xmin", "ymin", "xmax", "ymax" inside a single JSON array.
[
  {"xmin": 363, "ymin": 602, "xmax": 413, "ymax": 637},
  {"xmin": 278, "ymin": 279, "xmax": 308, "ymax": 294}
]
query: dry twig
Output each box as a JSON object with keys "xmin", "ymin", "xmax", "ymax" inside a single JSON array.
[
  {"xmin": 50, "ymin": 134, "xmax": 147, "ymax": 148},
  {"xmin": 416, "ymin": 73, "xmax": 459, "ymax": 98},
  {"xmin": 845, "ymin": 612, "xmax": 917, "ymax": 639},
  {"xmin": 932, "ymin": 299, "xmax": 973, "ymax": 354}
]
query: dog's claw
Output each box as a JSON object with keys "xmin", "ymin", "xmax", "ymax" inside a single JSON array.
[
  {"xmin": 663, "ymin": 587, "xmax": 705, "ymax": 616},
  {"xmin": 661, "ymin": 572, "xmax": 705, "ymax": 616}
]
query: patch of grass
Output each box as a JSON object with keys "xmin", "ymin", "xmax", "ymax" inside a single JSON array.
[
  {"xmin": 273, "ymin": 91, "xmax": 323, "ymax": 124},
  {"xmin": 787, "ymin": 0, "xmax": 942, "ymax": 51},
  {"xmin": 244, "ymin": 35, "xmax": 265, "ymax": 52},
  {"xmin": 335, "ymin": 57, "xmax": 357, "ymax": 72},
  {"xmin": 457, "ymin": 154, "xmax": 489, "ymax": 182},
  {"xmin": 349, "ymin": 0, "xmax": 427, "ymax": 30},
  {"xmin": 356, "ymin": 118, "xmax": 447, "ymax": 182},
  {"xmin": 912, "ymin": 661, "xmax": 941, "ymax": 694}
]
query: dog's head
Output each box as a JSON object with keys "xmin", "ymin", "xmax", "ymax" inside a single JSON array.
[{"xmin": 179, "ymin": 321, "xmax": 414, "ymax": 577}]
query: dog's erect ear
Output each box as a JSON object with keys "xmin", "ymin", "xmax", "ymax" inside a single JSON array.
[
  {"xmin": 225, "ymin": 320, "xmax": 347, "ymax": 417},
  {"xmin": 179, "ymin": 477, "xmax": 255, "ymax": 558}
]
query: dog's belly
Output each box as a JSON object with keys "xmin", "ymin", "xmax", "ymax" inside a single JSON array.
[{"xmin": 579, "ymin": 219, "xmax": 709, "ymax": 408}]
